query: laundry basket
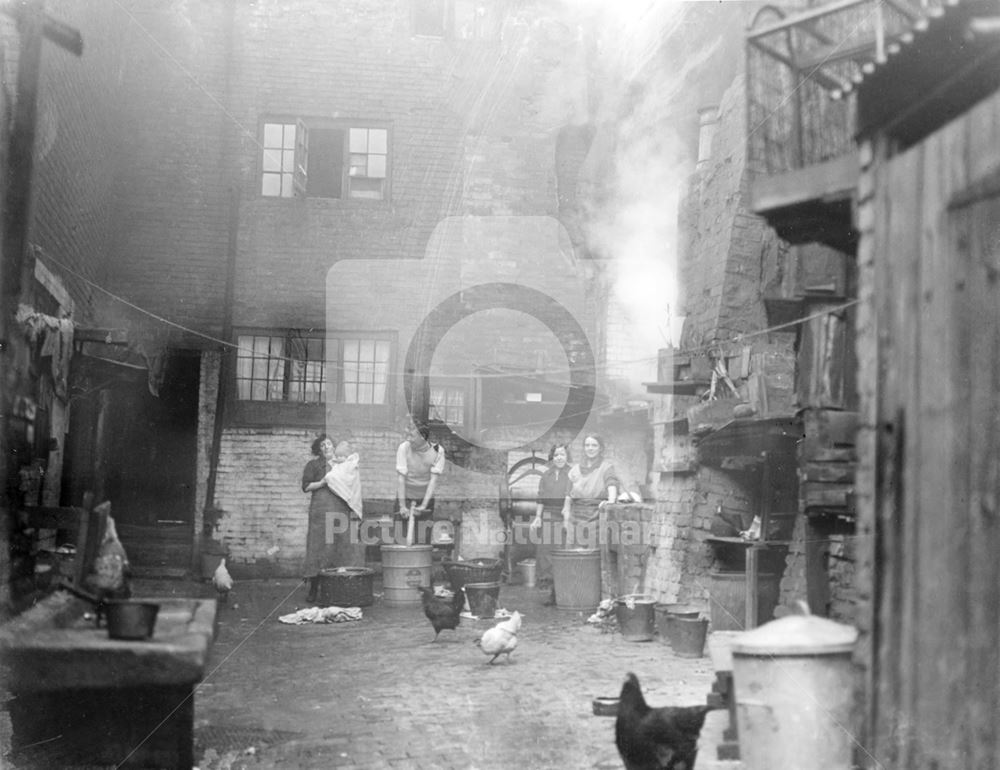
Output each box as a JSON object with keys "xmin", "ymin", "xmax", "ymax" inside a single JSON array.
[{"xmin": 442, "ymin": 558, "xmax": 503, "ymax": 591}]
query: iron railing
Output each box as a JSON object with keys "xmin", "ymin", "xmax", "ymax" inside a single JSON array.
[{"xmin": 746, "ymin": 0, "xmax": 941, "ymax": 175}]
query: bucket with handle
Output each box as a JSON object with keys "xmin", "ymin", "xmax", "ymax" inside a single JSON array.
[
  {"xmin": 614, "ymin": 594, "xmax": 656, "ymax": 642},
  {"xmin": 464, "ymin": 581, "xmax": 500, "ymax": 618}
]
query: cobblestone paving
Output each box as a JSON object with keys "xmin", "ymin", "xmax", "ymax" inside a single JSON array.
[{"xmin": 178, "ymin": 577, "xmax": 715, "ymax": 770}]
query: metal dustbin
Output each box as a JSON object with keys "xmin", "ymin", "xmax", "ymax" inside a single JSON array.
[{"xmin": 731, "ymin": 614, "xmax": 859, "ymax": 770}]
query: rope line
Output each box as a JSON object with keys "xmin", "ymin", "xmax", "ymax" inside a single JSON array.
[{"xmin": 41, "ymin": 246, "xmax": 858, "ymax": 382}]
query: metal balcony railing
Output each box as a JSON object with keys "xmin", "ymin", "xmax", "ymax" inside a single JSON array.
[{"xmin": 746, "ymin": 0, "xmax": 942, "ymax": 175}]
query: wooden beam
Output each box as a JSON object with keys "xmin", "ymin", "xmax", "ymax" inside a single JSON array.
[
  {"xmin": 751, "ymin": 152, "xmax": 859, "ymax": 215},
  {"xmin": 0, "ymin": 1, "xmax": 83, "ymax": 55},
  {"xmin": 75, "ymin": 327, "xmax": 129, "ymax": 344},
  {"xmin": 748, "ymin": 0, "xmax": 871, "ymax": 42}
]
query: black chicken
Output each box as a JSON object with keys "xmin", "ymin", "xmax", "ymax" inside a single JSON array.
[
  {"xmin": 615, "ymin": 672, "xmax": 717, "ymax": 770},
  {"xmin": 416, "ymin": 583, "xmax": 465, "ymax": 641}
]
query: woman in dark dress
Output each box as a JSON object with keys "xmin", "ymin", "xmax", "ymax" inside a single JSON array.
[
  {"xmin": 531, "ymin": 443, "xmax": 573, "ymax": 604},
  {"xmin": 301, "ymin": 434, "xmax": 350, "ymax": 603}
]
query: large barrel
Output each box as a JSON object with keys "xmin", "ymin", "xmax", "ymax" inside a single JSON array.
[
  {"xmin": 380, "ymin": 545, "xmax": 432, "ymax": 606},
  {"xmin": 732, "ymin": 616, "xmax": 858, "ymax": 769},
  {"xmin": 550, "ymin": 548, "xmax": 601, "ymax": 612},
  {"xmin": 708, "ymin": 570, "xmax": 780, "ymax": 631},
  {"xmin": 317, "ymin": 567, "xmax": 374, "ymax": 607}
]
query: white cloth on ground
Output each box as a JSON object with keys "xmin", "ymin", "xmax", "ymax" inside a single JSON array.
[{"xmin": 278, "ymin": 606, "xmax": 362, "ymax": 624}]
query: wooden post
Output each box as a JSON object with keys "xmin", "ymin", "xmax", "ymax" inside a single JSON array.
[
  {"xmin": 745, "ymin": 545, "xmax": 759, "ymax": 630},
  {"xmin": 745, "ymin": 453, "xmax": 773, "ymax": 629}
]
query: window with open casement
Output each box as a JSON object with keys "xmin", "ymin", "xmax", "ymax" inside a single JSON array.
[{"xmin": 260, "ymin": 119, "xmax": 389, "ymax": 201}]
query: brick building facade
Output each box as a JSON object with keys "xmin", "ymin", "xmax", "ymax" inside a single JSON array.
[
  {"xmin": 7, "ymin": 1, "xmax": 815, "ymax": 609},
  {"xmin": 4, "ymin": 0, "xmax": 668, "ymax": 585}
]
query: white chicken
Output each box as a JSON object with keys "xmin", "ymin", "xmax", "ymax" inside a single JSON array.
[
  {"xmin": 213, "ymin": 557, "xmax": 234, "ymax": 604},
  {"xmin": 475, "ymin": 611, "xmax": 521, "ymax": 664}
]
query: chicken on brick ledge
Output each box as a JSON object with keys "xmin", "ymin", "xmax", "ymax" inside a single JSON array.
[{"xmin": 615, "ymin": 672, "xmax": 720, "ymax": 770}]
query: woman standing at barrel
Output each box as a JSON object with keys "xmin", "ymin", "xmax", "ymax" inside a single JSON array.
[
  {"xmin": 395, "ymin": 419, "xmax": 446, "ymax": 545},
  {"xmin": 531, "ymin": 443, "xmax": 572, "ymax": 602},
  {"xmin": 300, "ymin": 434, "xmax": 341, "ymax": 603},
  {"xmin": 566, "ymin": 434, "xmax": 618, "ymax": 546}
]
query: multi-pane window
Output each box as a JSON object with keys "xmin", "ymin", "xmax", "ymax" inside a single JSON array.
[
  {"xmin": 260, "ymin": 120, "xmax": 389, "ymax": 200},
  {"xmin": 348, "ymin": 128, "xmax": 388, "ymax": 200},
  {"xmin": 338, "ymin": 338, "xmax": 391, "ymax": 404},
  {"xmin": 236, "ymin": 333, "xmax": 326, "ymax": 403},
  {"xmin": 429, "ymin": 385, "xmax": 465, "ymax": 426},
  {"xmin": 236, "ymin": 331, "xmax": 393, "ymax": 406},
  {"xmin": 261, "ymin": 123, "xmax": 297, "ymax": 198}
]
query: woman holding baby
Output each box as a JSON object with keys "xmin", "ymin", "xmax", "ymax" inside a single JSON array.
[{"xmin": 301, "ymin": 433, "xmax": 364, "ymax": 603}]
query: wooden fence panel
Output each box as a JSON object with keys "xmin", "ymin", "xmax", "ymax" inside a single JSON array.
[{"xmin": 870, "ymin": 94, "xmax": 1000, "ymax": 768}]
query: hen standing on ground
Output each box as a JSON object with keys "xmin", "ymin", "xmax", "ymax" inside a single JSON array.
[
  {"xmin": 475, "ymin": 610, "xmax": 521, "ymax": 664},
  {"xmin": 417, "ymin": 584, "xmax": 465, "ymax": 641},
  {"xmin": 615, "ymin": 672, "xmax": 716, "ymax": 770},
  {"xmin": 213, "ymin": 557, "xmax": 234, "ymax": 605}
]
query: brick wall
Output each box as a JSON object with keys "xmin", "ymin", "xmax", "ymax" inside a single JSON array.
[
  {"xmin": 173, "ymin": 2, "xmax": 606, "ymax": 574},
  {"xmin": 678, "ymin": 75, "xmax": 777, "ymax": 346},
  {"xmin": 2, "ymin": 1, "xmax": 144, "ymax": 607},
  {"xmin": 778, "ymin": 516, "xmax": 857, "ymax": 623},
  {"xmin": 645, "ymin": 71, "xmax": 801, "ymax": 622}
]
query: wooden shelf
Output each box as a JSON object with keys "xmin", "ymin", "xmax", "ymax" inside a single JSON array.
[
  {"xmin": 659, "ymin": 460, "xmax": 698, "ymax": 474},
  {"xmin": 643, "ymin": 380, "xmax": 710, "ymax": 396}
]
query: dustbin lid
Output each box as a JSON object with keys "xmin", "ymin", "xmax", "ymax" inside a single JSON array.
[{"xmin": 731, "ymin": 615, "xmax": 858, "ymax": 656}]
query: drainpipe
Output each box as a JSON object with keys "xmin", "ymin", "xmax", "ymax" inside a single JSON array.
[
  {"xmin": 203, "ymin": 187, "xmax": 239, "ymax": 525},
  {"xmin": 199, "ymin": 0, "xmax": 238, "ymax": 570}
]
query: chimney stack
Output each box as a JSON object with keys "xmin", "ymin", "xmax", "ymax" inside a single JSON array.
[{"xmin": 696, "ymin": 105, "xmax": 719, "ymax": 173}]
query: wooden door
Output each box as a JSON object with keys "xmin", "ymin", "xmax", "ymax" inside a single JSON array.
[{"xmin": 867, "ymin": 106, "xmax": 1000, "ymax": 768}]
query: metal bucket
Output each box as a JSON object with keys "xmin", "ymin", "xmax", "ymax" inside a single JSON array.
[
  {"xmin": 654, "ymin": 603, "xmax": 701, "ymax": 641},
  {"xmin": 517, "ymin": 559, "xmax": 537, "ymax": 587},
  {"xmin": 550, "ymin": 549, "xmax": 601, "ymax": 612},
  {"xmin": 614, "ymin": 595, "xmax": 656, "ymax": 641},
  {"xmin": 464, "ymin": 581, "xmax": 500, "ymax": 618},
  {"xmin": 665, "ymin": 615, "xmax": 708, "ymax": 657},
  {"xmin": 106, "ymin": 601, "xmax": 160, "ymax": 640}
]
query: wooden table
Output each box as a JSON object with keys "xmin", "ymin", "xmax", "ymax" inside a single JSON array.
[{"xmin": 1, "ymin": 591, "xmax": 217, "ymax": 768}]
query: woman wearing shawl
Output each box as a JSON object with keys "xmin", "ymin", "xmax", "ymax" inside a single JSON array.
[{"xmin": 566, "ymin": 434, "xmax": 618, "ymax": 546}]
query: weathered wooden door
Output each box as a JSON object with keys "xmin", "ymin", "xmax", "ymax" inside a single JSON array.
[{"xmin": 867, "ymin": 101, "xmax": 1000, "ymax": 768}]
